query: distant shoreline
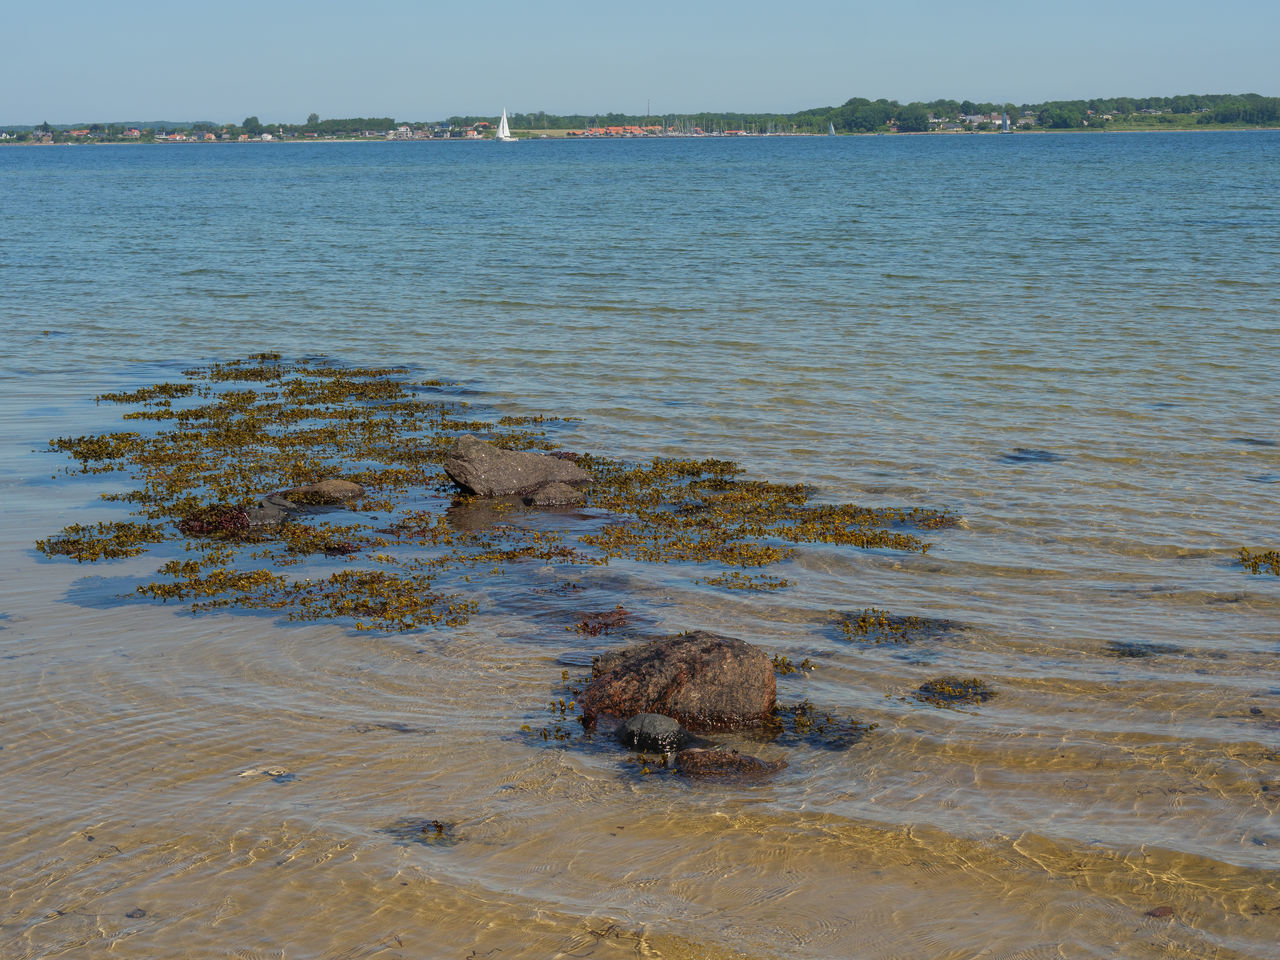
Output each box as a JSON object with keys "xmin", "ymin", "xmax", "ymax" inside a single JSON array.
[{"xmin": 5, "ymin": 125, "xmax": 1278, "ymax": 146}]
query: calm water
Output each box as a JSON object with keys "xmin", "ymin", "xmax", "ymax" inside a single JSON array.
[{"xmin": 2, "ymin": 133, "xmax": 1278, "ymax": 959}]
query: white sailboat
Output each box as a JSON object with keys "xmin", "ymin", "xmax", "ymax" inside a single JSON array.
[
  {"xmin": 828, "ymin": 121, "xmax": 836, "ymax": 136},
  {"xmin": 495, "ymin": 109, "xmax": 516, "ymax": 142}
]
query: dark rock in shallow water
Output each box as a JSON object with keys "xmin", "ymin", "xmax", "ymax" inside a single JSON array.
[
  {"xmin": 618, "ymin": 713, "xmax": 690, "ymax": 753},
  {"xmin": 244, "ymin": 493, "xmax": 301, "ymax": 528},
  {"xmin": 444, "ymin": 435, "xmax": 591, "ymax": 498},
  {"xmin": 999, "ymin": 447, "xmax": 1065, "ymax": 464},
  {"xmin": 1103, "ymin": 640, "xmax": 1181, "ymax": 659},
  {"xmin": 582, "ymin": 631, "xmax": 776, "ymax": 732},
  {"xmin": 675, "ymin": 748, "xmax": 786, "ymax": 781},
  {"xmin": 524, "ymin": 482, "xmax": 586, "ymax": 507}
]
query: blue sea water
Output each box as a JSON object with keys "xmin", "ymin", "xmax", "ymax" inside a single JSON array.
[{"xmin": 1, "ymin": 133, "xmax": 1278, "ymax": 959}]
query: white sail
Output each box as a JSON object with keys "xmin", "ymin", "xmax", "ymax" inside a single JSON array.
[{"xmin": 496, "ymin": 109, "xmax": 516, "ymax": 142}]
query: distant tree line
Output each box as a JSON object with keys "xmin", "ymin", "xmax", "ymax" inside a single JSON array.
[
  {"xmin": 417, "ymin": 93, "xmax": 1280, "ymax": 135},
  {"xmin": 5, "ymin": 94, "xmax": 1279, "ymax": 142}
]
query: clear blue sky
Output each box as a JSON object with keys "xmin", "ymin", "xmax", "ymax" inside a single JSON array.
[{"xmin": 5, "ymin": 0, "xmax": 1277, "ymax": 124}]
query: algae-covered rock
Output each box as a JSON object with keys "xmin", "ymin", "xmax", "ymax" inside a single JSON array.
[
  {"xmin": 675, "ymin": 748, "xmax": 786, "ymax": 781},
  {"xmin": 582, "ymin": 631, "xmax": 776, "ymax": 732}
]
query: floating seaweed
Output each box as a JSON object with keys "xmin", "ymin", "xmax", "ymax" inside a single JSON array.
[
  {"xmin": 36, "ymin": 521, "xmax": 166, "ymax": 562},
  {"xmin": 832, "ymin": 607, "xmax": 957, "ymax": 644},
  {"xmin": 771, "ymin": 654, "xmax": 813, "ymax": 676},
  {"xmin": 380, "ymin": 818, "xmax": 461, "ymax": 847},
  {"xmin": 761, "ymin": 698, "xmax": 878, "ymax": 750},
  {"xmin": 914, "ymin": 676, "xmax": 997, "ymax": 708},
  {"xmin": 572, "ymin": 605, "xmax": 630, "ymax": 636},
  {"xmin": 1239, "ymin": 548, "xmax": 1280, "ymax": 576}
]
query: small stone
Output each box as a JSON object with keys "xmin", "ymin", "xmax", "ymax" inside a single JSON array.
[
  {"xmin": 1144, "ymin": 905, "xmax": 1174, "ymax": 918},
  {"xmin": 618, "ymin": 713, "xmax": 689, "ymax": 753},
  {"xmin": 125, "ymin": 908, "xmax": 146, "ymax": 919}
]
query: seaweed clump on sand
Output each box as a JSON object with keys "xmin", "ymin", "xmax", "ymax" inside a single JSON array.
[
  {"xmin": 35, "ymin": 354, "xmax": 957, "ymax": 631},
  {"xmin": 831, "ymin": 607, "xmax": 959, "ymax": 644},
  {"xmin": 914, "ymin": 676, "xmax": 997, "ymax": 708},
  {"xmin": 762, "ymin": 698, "xmax": 879, "ymax": 750},
  {"xmin": 1239, "ymin": 548, "xmax": 1280, "ymax": 577}
]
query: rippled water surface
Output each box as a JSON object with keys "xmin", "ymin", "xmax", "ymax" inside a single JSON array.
[{"xmin": 2, "ymin": 133, "xmax": 1279, "ymax": 959}]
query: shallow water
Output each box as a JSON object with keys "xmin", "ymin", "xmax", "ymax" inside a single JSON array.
[{"xmin": 1, "ymin": 133, "xmax": 1278, "ymax": 959}]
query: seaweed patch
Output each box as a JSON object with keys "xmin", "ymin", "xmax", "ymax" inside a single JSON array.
[
  {"xmin": 36, "ymin": 354, "xmax": 956, "ymax": 631},
  {"xmin": 762, "ymin": 698, "xmax": 879, "ymax": 749},
  {"xmin": 914, "ymin": 676, "xmax": 997, "ymax": 708},
  {"xmin": 832, "ymin": 607, "xmax": 956, "ymax": 644},
  {"xmin": 1239, "ymin": 548, "xmax": 1280, "ymax": 577}
]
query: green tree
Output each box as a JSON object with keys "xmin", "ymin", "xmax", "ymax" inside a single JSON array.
[
  {"xmin": 1039, "ymin": 106, "xmax": 1084, "ymax": 129},
  {"xmin": 895, "ymin": 104, "xmax": 931, "ymax": 132},
  {"xmin": 306, "ymin": 113, "xmax": 320, "ymax": 126},
  {"xmin": 242, "ymin": 116, "xmax": 263, "ymax": 136}
]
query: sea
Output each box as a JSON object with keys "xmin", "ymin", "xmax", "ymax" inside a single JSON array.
[{"xmin": 1, "ymin": 132, "xmax": 1278, "ymax": 960}]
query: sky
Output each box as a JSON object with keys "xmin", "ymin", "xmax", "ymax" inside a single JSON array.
[{"xmin": 5, "ymin": 0, "xmax": 1278, "ymax": 125}]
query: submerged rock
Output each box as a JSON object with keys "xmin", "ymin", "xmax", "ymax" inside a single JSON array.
[
  {"xmin": 444, "ymin": 435, "xmax": 590, "ymax": 498},
  {"xmin": 282, "ymin": 478, "xmax": 365, "ymax": 504},
  {"xmin": 618, "ymin": 713, "xmax": 690, "ymax": 753},
  {"xmin": 524, "ymin": 482, "xmax": 586, "ymax": 507},
  {"xmin": 675, "ymin": 748, "xmax": 786, "ymax": 782},
  {"xmin": 581, "ymin": 631, "xmax": 776, "ymax": 732}
]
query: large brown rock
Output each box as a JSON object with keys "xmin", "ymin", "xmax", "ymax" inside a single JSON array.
[
  {"xmin": 443, "ymin": 435, "xmax": 591, "ymax": 498},
  {"xmin": 581, "ymin": 631, "xmax": 776, "ymax": 732}
]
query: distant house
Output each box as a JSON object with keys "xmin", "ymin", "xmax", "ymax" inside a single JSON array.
[
  {"xmin": 122, "ymin": 128, "xmax": 142, "ymax": 138},
  {"xmin": 69, "ymin": 129, "xmax": 91, "ymax": 137}
]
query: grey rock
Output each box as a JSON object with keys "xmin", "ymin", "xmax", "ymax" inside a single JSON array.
[
  {"xmin": 245, "ymin": 493, "xmax": 301, "ymax": 528},
  {"xmin": 582, "ymin": 631, "xmax": 777, "ymax": 732},
  {"xmin": 444, "ymin": 435, "xmax": 590, "ymax": 498},
  {"xmin": 618, "ymin": 713, "xmax": 689, "ymax": 753}
]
